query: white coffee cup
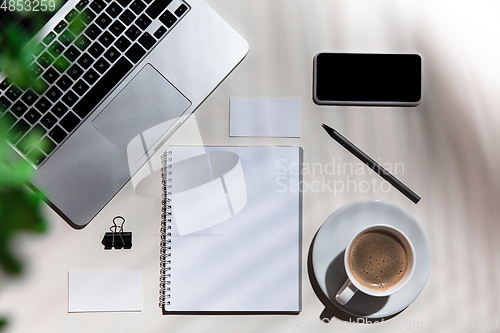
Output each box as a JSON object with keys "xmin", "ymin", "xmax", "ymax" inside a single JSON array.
[{"xmin": 336, "ymin": 224, "xmax": 415, "ymax": 305}]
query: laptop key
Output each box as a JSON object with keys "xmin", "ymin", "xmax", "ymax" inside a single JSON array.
[
  {"xmin": 96, "ymin": 13, "xmax": 113, "ymax": 29},
  {"xmin": 138, "ymin": 32, "xmax": 155, "ymax": 50},
  {"xmin": 75, "ymin": 35, "xmax": 91, "ymax": 51},
  {"xmin": 89, "ymin": 42, "xmax": 105, "ymax": 58},
  {"xmin": 29, "ymin": 63, "xmax": 44, "ymax": 78},
  {"xmin": 65, "ymin": 9, "xmax": 79, "ymax": 22},
  {"xmin": 64, "ymin": 45, "xmax": 82, "ymax": 62},
  {"xmin": 98, "ymin": 31, "xmax": 115, "ymax": 47},
  {"xmin": 119, "ymin": 9, "xmax": 136, "ymax": 26},
  {"xmin": 72, "ymin": 79, "xmax": 90, "ymax": 96},
  {"xmin": 81, "ymin": 8, "xmax": 96, "ymax": 24},
  {"xmin": 42, "ymin": 68, "xmax": 60, "ymax": 84},
  {"xmin": 27, "ymin": 147, "xmax": 46, "ymax": 166},
  {"xmin": 35, "ymin": 96, "xmax": 52, "ymax": 113},
  {"xmin": 159, "ymin": 10, "xmax": 177, "ymax": 28},
  {"xmin": 77, "ymin": 53, "xmax": 95, "ymax": 69},
  {"xmin": 69, "ymin": 19, "xmax": 86, "ymax": 35},
  {"xmin": 33, "ymin": 43, "xmax": 45, "ymax": 57},
  {"xmin": 33, "ymin": 79, "xmax": 49, "ymax": 95},
  {"xmin": 85, "ymin": 23, "xmax": 102, "ymax": 40},
  {"xmin": 39, "ymin": 136, "xmax": 57, "ymax": 155},
  {"xmin": 125, "ymin": 25, "xmax": 141, "ymax": 41},
  {"xmin": 0, "ymin": 96, "xmax": 11, "ymax": 112},
  {"xmin": 54, "ymin": 20, "xmax": 68, "ymax": 33},
  {"xmin": 93, "ymin": 57, "xmax": 110, "ymax": 74},
  {"xmin": 130, "ymin": 0, "xmax": 146, "ymax": 15},
  {"xmin": 59, "ymin": 30, "xmax": 76, "ymax": 46},
  {"xmin": 109, "ymin": 20, "xmax": 126, "ymax": 36},
  {"xmin": 0, "ymin": 78, "xmax": 11, "ymax": 90},
  {"xmin": 174, "ymin": 4, "xmax": 187, "ymax": 17},
  {"xmin": 62, "ymin": 91, "xmax": 78, "ymax": 107},
  {"xmin": 49, "ymin": 125, "xmax": 68, "ymax": 143},
  {"xmin": 135, "ymin": 14, "xmax": 151, "ymax": 30},
  {"xmin": 114, "ymin": 36, "xmax": 131, "ymax": 52},
  {"xmin": 12, "ymin": 101, "xmax": 28, "ymax": 117},
  {"xmin": 104, "ymin": 46, "xmax": 120, "ymax": 63},
  {"xmin": 56, "ymin": 75, "xmax": 73, "ymax": 91},
  {"xmin": 67, "ymin": 64, "xmax": 85, "ymax": 81},
  {"xmin": 41, "ymin": 112, "xmax": 58, "ymax": 129},
  {"xmin": 125, "ymin": 43, "xmax": 146, "ymax": 63},
  {"xmin": 51, "ymin": 102, "xmax": 68, "ymax": 118},
  {"xmin": 38, "ymin": 52, "xmax": 54, "ymax": 68},
  {"xmin": 1, "ymin": 112, "xmax": 16, "ymax": 129},
  {"xmin": 76, "ymin": 0, "xmax": 90, "ymax": 10},
  {"xmin": 7, "ymin": 119, "xmax": 30, "ymax": 144},
  {"xmin": 24, "ymin": 109, "xmax": 42, "ymax": 125},
  {"xmin": 60, "ymin": 112, "xmax": 80, "ymax": 131},
  {"xmin": 21, "ymin": 89, "xmax": 38, "ymax": 106},
  {"xmin": 106, "ymin": 2, "xmax": 123, "ymax": 18},
  {"xmin": 54, "ymin": 56, "xmax": 71, "ymax": 73},
  {"xmin": 48, "ymin": 41, "xmax": 65, "ymax": 58},
  {"xmin": 17, "ymin": 124, "xmax": 46, "ymax": 154},
  {"xmin": 83, "ymin": 68, "xmax": 100, "ymax": 85},
  {"xmin": 146, "ymin": 0, "xmax": 172, "ymax": 19},
  {"xmin": 154, "ymin": 26, "xmax": 167, "ymax": 39},
  {"xmin": 46, "ymin": 86, "xmax": 63, "ymax": 102},
  {"xmin": 43, "ymin": 32, "xmax": 57, "ymax": 45},
  {"xmin": 90, "ymin": 0, "xmax": 106, "ymax": 13},
  {"xmin": 73, "ymin": 57, "xmax": 133, "ymax": 118},
  {"xmin": 5, "ymin": 85, "xmax": 22, "ymax": 101},
  {"xmin": 17, "ymin": 132, "xmax": 43, "ymax": 156}
]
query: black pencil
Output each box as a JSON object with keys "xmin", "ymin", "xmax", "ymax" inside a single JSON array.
[{"xmin": 321, "ymin": 123, "xmax": 421, "ymax": 204}]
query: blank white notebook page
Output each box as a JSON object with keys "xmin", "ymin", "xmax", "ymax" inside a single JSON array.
[{"xmin": 164, "ymin": 146, "xmax": 302, "ymax": 313}]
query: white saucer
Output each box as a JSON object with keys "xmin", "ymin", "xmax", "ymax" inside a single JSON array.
[{"xmin": 312, "ymin": 200, "xmax": 431, "ymax": 318}]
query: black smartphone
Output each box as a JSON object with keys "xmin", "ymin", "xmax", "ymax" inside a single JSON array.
[{"xmin": 313, "ymin": 53, "xmax": 422, "ymax": 106}]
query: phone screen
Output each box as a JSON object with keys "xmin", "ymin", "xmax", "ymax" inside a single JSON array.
[{"xmin": 313, "ymin": 53, "xmax": 421, "ymax": 106}]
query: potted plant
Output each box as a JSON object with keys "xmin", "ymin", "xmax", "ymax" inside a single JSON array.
[
  {"xmin": 0, "ymin": 8, "xmax": 61, "ymax": 330},
  {"xmin": 0, "ymin": 119, "xmax": 48, "ymax": 330}
]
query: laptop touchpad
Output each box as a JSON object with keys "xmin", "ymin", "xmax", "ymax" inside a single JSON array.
[{"xmin": 92, "ymin": 64, "xmax": 191, "ymax": 161}]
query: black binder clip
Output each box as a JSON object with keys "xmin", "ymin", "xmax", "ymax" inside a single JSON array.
[{"xmin": 102, "ymin": 216, "xmax": 132, "ymax": 250}]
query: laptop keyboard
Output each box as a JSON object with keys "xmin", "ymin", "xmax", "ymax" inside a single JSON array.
[{"xmin": 0, "ymin": 0, "xmax": 190, "ymax": 167}]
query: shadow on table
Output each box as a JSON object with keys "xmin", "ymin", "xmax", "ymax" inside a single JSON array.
[{"xmin": 308, "ymin": 232, "xmax": 408, "ymax": 323}]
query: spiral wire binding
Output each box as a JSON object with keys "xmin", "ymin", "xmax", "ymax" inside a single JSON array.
[{"xmin": 159, "ymin": 151, "xmax": 173, "ymax": 308}]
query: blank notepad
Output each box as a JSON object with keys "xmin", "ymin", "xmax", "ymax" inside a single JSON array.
[
  {"xmin": 159, "ymin": 146, "xmax": 302, "ymax": 314},
  {"xmin": 68, "ymin": 270, "xmax": 142, "ymax": 312}
]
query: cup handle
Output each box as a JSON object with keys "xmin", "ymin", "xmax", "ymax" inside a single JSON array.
[{"xmin": 335, "ymin": 278, "xmax": 358, "ymax": 305}]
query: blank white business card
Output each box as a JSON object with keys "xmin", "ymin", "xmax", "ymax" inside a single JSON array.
[
  {"xmin": 68, "ymin": 270, "xmax": 142, "ymax": 312},
  {"xmin": 229, "ymin": 97, "xmax": 301, "ymax": 137}
]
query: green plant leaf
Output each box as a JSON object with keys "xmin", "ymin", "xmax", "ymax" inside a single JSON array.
[
  {"xmin": 0, "ymin": 318, "xmax": 7, "ymax": 330},
  {"xmin": 0, "ymin": 26, "xmax": 36, "ymax": 89},
  {"xmin": 0, "ymin": 187, "xmax": 47, "ymax": 275},
  {"xmin": 0, "ymin": 115, "xmax": 48, "ymax": 276},
  {"xmin": 0, "ymin": 5, "xmax": 65, "ymax": 87}
]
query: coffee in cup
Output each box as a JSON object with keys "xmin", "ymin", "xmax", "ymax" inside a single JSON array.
[
  {"xmin": 348, "ymin": 230, "xmax": 408, "ymax": 290},
  {"xmin": 336, "ymin": 224, "xmax": 415, "ymax": 305}
]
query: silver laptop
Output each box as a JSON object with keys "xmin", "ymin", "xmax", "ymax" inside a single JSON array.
[{"xmin": 0, "ymin": 0, "xmax": 248, "ymax": 228}]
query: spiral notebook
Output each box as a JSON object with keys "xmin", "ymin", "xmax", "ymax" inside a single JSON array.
[{"xmin": 159, "ymin": 145, "xmax": 302, "ymax": 314}]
